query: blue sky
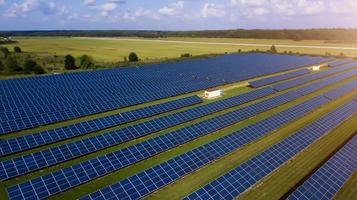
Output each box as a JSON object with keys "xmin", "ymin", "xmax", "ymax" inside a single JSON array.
[{"xmin": 0, "ymin": 0, "xmax": 357, "ymax": 30}]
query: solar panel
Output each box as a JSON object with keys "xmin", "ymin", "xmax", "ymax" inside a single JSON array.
[
  {"xmin": 0, "ymin": 54, "xmax": 333, "ymax": 134},
  {"xmin": 273, "ymin": 62, "xmax": 357, "ymax": 91},
  {"xmin": 7, "ymin": 80, "xmax": 357, "ymax": 200},
  {"xmin": 286, "ymin": 135, "xmax": 357, "ymax": 200},
  {"xmin": 184, "ymin": 100, "xmax": 357, "ymax": 200},
  {"xmin": 249, "ymin": 69, "xmax": 311, "ymax": 88},
  {"xmin": 328, "ymin": 58, "xmax": 355, "ymax": 67},
  {"xmin": 0, "ymin": 88, "xmax": 274, "ymax": 157},
  {"xmin": 324, "ymin": 80, "xmax": 357, "ymax": 100},
  {"xmin": 296, "ymin": 70, "xmax": 357, "ymax": 96},
  {"xmin": 79, "ymin": 95, "xmax": 330, "ymax": 200},
  {"xmin": 0, "ymin": 89, "xmax": 295, "ymax": 181}
]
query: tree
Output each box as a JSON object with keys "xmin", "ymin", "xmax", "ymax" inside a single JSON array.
[
  {"xmin": 181, "ymin": 53, "xmax": 191, "ymax": 58},
  {"xmin": 23, "ymin": 58, "xmax": 38, "ymax": 74},
  {"xmin": 64, "ymin": 54, "xmax": 77, "ymax": 70},
  {"xmin": 14, "ymin": 46, "xmax": 22, "ymax": 53},
  {"xmin": 0, "ymin": 47, "xmax": 10, "ymax": 58},
  {"xmin": 4, "ymin": 56, "xmax": 21, "ymax": 72},
  {"xmin": 33, "ymin": 65, "xmax": 46, "ymax": 74},
  {"xmin": 128, "ymin": 52, "xmax": 139, "ymax": 62},
  {"xmin": 79, "ymin": 54, "xmax": 95, "ymax": 69},
  {"xmin": 270, "ymin": 45, "xmax": 277, "ymax": 53}
]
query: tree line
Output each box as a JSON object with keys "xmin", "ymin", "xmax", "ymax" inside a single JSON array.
[{"xmin": 1, "ymin": 29, "xmax": 357, "ymax": 41}]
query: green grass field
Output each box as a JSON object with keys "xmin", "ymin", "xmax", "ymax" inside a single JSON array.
[
  {"xmin": 3, "ymin": 37, "xmax": 357, "ymax": 63},
  {"xmin": 0, "ymin": 61, "xmax": 356, "ymax": 200}
]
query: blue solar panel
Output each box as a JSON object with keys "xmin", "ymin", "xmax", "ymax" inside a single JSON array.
[
  {"xmin": 79, "ymin": 95, "xmax": 330, "ymax": 200},
  {"xmin": 296, "ymin": 70, "xmax": 357, "ymax": 96},
  {"xmin": 324, "ymin": 80, "xmax": 357, "ymax": 100},
  {"xmin": 0, "ymin": 89, "xmax": 293, "ymax": 181},
  {"xmin": 184, "ymin": 100, "xmax": 357, "ymax": 200},
  {"xmin": 286, "ymin": 135, "xmax": 357, "ymax": 200},
  {"xmin": 273, "ymin": 62, "xmax": 357, "ymax": 91},
  {"xmin": 0, "ymin": 88, "xmax": 274, "ymax": 157},
  {"xmin": 250, "ymin": 69, "xmax": 311, "ymax": 88},
  {"xmin": 6, "ymin": 79, "xmax": 357, "ymax": 200},
  {"xmin": 0, "ymin": 53, "xmax": 333, "ymax": 134},
  {"xmin": 328, "ymin": 58, "xmax": 355, "ymax": 67}
]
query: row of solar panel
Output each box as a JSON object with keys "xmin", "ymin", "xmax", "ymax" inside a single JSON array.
[
  {"xmin": 0, "ymin": 87, "xmax": 274, "ymax": 156},
  {"xmin": 286, "ymin": 135, "xmax": 357, "ymax": 200},
  {"xmin": 79, "ymin": 94, "xmax": 331, "ymax": 200},
  {"xmin": 272, "ymin": 62, "xmax": 357, "ymax": 91},
  {"xmin": 2, "ymin": 68, "xmax": 355, "ymax": 181},
  {"xmin": 78, "ymin": 81, "xmax": 357, "ymax": 200},
  {"xmin": 0, "ymin": 89, "xmax": 295, "ymax": 180},
  {"xmin": 183, "ymin": 100, "xmax": 357, "ymax": 200},
  {"xmin": 6, "ymin": 79, "xmax": 356, "ymax": 200},
  {"xmin": 0, "ymin": 83, "xmax": 212, "ymax": 135},
  {"xmin": 0, "ymin": 54, "xmax": 333, "ymax": 133},
  {"xmin": 328, "ymin": 58, "xmax": 355, "ymax": 67},
  {"xmin": 249, "ymin": 68, "xmax": 311, "ymax": 88}
]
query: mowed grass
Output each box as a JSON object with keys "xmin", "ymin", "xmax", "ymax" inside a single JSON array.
[
  {"xmin": 3, "ymin": 37, "xmax": 357, "ymax": 63},
  {"xmin": 0, "ymin": 68, "xmax": 356, "ymax": 200}
]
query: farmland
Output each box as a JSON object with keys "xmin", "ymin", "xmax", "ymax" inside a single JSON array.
[
  {"xmin": 0, "ymin": 52, "xmax": 356, "ymax": 200},
  {"xmin": 3, "ymin": 37, "xmax": 357, "ymax": 62}
]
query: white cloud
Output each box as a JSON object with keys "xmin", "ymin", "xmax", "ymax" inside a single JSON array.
[
  {"xmin": 83, "ymin": 0, "xmax": 95, "ymax": 7},
  {"xmin": 0, "ymin": 0, "xmax": 5, "ymax": 6},
  {"xmin": 158, "ymin": 1, "xmax": 184, "ymax": 16},
  {"xmin": 329, "ymin": 0, "xmax": 357, "ymax": 15},
  {"xmin": 5, "ymin": 0, "xmax": 39, "ymax": 17},
  {"xmin": 134, "ymin": 8, "xmax": 160, "ymax": 20},
  {"xmin": 202, "ymin": 3, "xmax": 226, "ymax": 18},
  {"xmin": 232, "ymin": 0, "xmax": 265, "ymax": 7},
  {"xmin": 272, "ymin": 0, "xmax": 325, "ymax": 16}
]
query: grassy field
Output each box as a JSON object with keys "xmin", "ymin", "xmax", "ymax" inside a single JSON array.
[
  {"xmin": 0, "ymin": 64, "xmax": 356, "ymax": 200},
  {"xmin": 3, "ymin": 37, "xmax": 357, "ymax": 63}
]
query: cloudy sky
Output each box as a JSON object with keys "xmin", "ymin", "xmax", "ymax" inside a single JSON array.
[{"xmin": 0, "ymin": 0, "xmax": 357, "ymax": 30}]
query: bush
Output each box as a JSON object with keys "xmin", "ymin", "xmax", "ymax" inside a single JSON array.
[
  {"xmin": 128, "ymin": 52, "xmax": 139, "ymax": 62},
  {"xmin": 181, "ymin": 53, "xmax": 191, "ymax": 58},
  {"xmin": 79, "ymin": 54, "xmax": 95, "ymax": 69},
  {"xmin": 64, "ymin": 54, "xmax": 77, "ymax": 70},
  {"xmin": 23, "ymin": 59, "xmax": 37, "ymax": 73},
  {"xmin": 270, "ymin": 45, "xmax": 277, "ymax": 53},
  {"xmin": 14, "ymin": 46, "xmax": 22, "ymax": 53},
  {"xmin": 4, "ymin": 56, "xmax": 22, "ymax": 72},
  {"xmin": 33, "ymin": 65, "xmax": 46, "ymax": 74},
  {"xmin": 0, "ymin": 47, "xmax": 10, "ymax": 58}
]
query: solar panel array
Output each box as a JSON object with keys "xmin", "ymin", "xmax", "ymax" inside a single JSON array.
[
  {"xmin": 7, "ymin": 78, "xmax": 357, "ymax": 200},
  {"xmin": 324, "ymin": 80, "xmax": 357, "ymax": 100},
  {"xmin": 0, "ymin": 54, "xmax": 332, "ymax": 134},
  {"xmin": 0, "ymin": 89, "xmax": 295, "ymax": 181},
  {"xmin": 79, "ymin": 95, "xmax": 330, "ymax": 200},
  {"xmin": 0, "ymin": 87, "xmax": 274, "ymax": 157},
  {"xmin": 286, "ymin": 135, "xmax": 357, "ymax": 200},
  {"xmin": 296, "ymin": 70, "xmax": 357, "ymax": 96},
  {"xmin": 249, "ymin": 69, "xmax": 311, "ymax": 88},
  {"xmin": 184, "ymin": 100, "xmax": 357, "ymax": 200},
  {"xmin": 328, "ymin": 58, "xmax": 355, "ymax": 67},
  {"xmin": 272, "ymin": 62, "xmax": 357, "ymax": 91}
]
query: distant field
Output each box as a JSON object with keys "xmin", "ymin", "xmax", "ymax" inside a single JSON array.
[{"xmin": 4, "ymin": 37, "xmax": 357, "ymax": 62}]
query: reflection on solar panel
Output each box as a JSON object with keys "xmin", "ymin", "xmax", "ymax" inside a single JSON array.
[
  {"xmin": 0, "ymin": 87, "xmax": 274, "ymax": 158},
  {"xmin": 328, "ymin": 58, "xmax": 355, "ymax": 67},
  {"xmin": 286, "ymin": 136, "xmax": 357, "ymax": 200},
  {"xmin": 272, "ymin": 62, "xmax": 357, "ymax": 91},
  {"xmin": 0, "ymin": 54, "xmax": 332, "ymax": 134},
  {"xmin": 0, "ymin": 95, "xmax": 203, "ymax": 156},
  {"xmin": 249, "ymin": 69, "xmax": 311, "ymax": 88},
  {"xmin": 0, "ymin": 89, "xmax": 295, "ymax": 181},
  {"xmin": 79, "ymin": 95, "xmax": 329, "ymax": 200},
  {"xmin": 184, "ymin": 100, "xmax": 357, "ymax": 200}
]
